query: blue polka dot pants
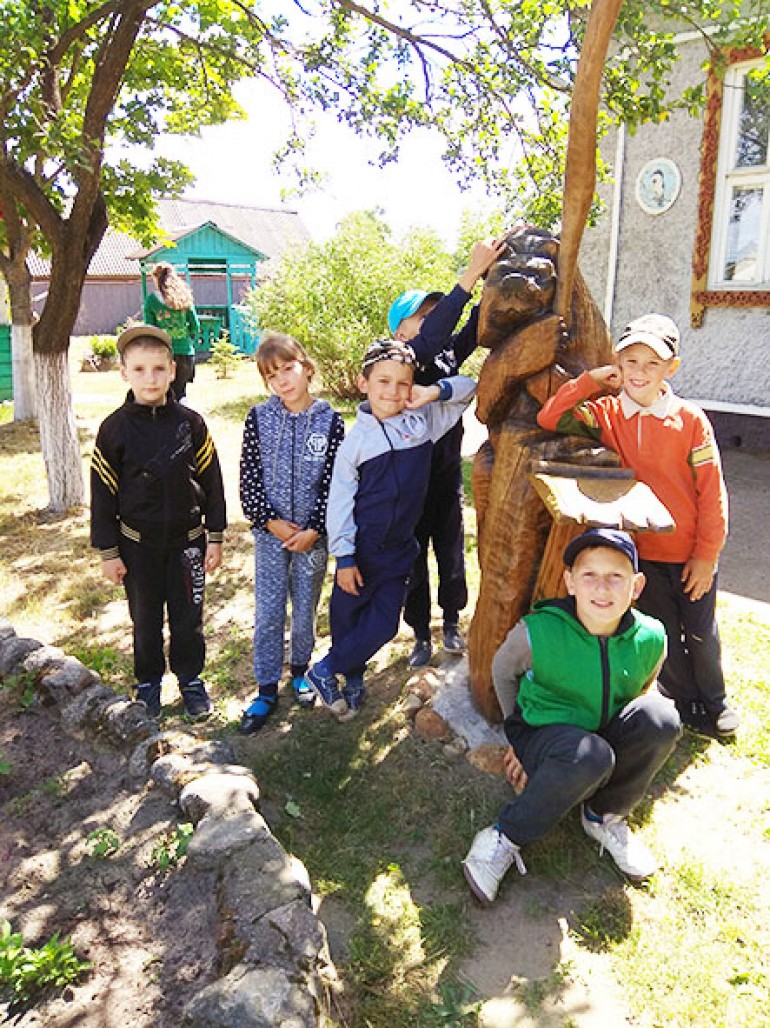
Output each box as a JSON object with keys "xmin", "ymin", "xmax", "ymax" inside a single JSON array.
[{"xmin": 252, "ymin": 529, "xmax": 328, "ymax": 686}]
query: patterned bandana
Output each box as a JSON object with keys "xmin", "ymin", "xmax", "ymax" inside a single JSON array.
[{"xmin": 362, "ymin": 339, "xmax": 416, "ymax": 372}]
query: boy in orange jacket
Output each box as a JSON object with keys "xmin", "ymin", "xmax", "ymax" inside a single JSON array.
[{"xmin": 537, "ymin": 313, "xmax": 737, "ymax": 738}]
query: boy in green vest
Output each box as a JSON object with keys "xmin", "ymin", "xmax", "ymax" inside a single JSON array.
[{"xmin": 462, "ymin": 528, "xmax": 682, "ymax": 904}]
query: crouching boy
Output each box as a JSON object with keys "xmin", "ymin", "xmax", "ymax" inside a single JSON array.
[
  {"xmin": 308, "ymin": 339, "xmax": 476, "ymax": 719},
  {"xmin": 462, "ymin": 529, "xmax": 682, "ymax": 904}
]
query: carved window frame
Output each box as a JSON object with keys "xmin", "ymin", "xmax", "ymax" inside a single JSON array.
[{"xmin": 691, "ymin": 43, "xmax": 770, "ymax": 327}]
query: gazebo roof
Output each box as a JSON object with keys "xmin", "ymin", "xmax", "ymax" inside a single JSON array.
[{"xmin": 129, "ymin": 221, "xmax": 268, "ymax": 266}]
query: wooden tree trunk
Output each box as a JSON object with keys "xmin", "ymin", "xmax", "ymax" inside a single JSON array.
[
  {"xmin": 35, "ymin": 350, "xmax": 84, "ymax": 510},
  {"xmin": 467, "ymin": 0, "xmax": 626, "ymax": 722},
  {"xmin": 468, "ymin": 269, "xmax": 616, "ymax": 722}
]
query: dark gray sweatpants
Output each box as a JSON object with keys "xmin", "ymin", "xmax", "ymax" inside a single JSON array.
[{"xmin": 498, "ymin": 692, "xmax": 682, "ymax": 847}]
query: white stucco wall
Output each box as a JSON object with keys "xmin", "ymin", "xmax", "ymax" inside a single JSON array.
[{"xmin": 579, "ymin": 35, "xmax": 770, "ymax": 410}]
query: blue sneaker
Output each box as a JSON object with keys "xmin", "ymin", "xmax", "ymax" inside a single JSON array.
[
  {"xmin": 136, "ymin": 681, "xmax": 162, "ymax": 718},
  {"xmin": 291, "ymin": 675, "xmax": 317, "ymax": 709},
  {"xmin": 338, "ymin": 677, "xmax": 366, "ymax": 721},
  {"xmin": 307, "ymin": 663, "xmax": 348, "ymax": 716}
]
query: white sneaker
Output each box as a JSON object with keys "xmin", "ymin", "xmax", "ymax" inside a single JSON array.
[
  {"xmin": 581, "ymin": 807, "xmax": 658, "ymax": 881},
  {"xmin": 462, "ymin": 826, "xmax": 527, "ymax": 905}
]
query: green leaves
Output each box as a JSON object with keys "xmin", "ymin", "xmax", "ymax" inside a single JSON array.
[{"xmin": 0, "ymin": 921, "xmax": 90, "ymax": 1004}]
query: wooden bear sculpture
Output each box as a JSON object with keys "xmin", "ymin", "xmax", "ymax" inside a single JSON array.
[{"xmin": 468, "ymin": 225, "xmax": 618, "ymax": 722}]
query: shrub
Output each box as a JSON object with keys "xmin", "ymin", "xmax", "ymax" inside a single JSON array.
[
  {"xmin": 89, "ymin": 336, "xmax": 118, "ymax": 361},
  {"xmin": 0, "ymin": 921, "xmax": 89, "ymax": 1004},
  {"xmin": 208, "ymin": 333, "xmax": 243, "ymax": 380}
]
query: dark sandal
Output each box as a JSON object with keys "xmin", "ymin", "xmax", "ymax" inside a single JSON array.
[{"xmin": 239, "ymin": 694, "xmax": 276, "ymax": 735}]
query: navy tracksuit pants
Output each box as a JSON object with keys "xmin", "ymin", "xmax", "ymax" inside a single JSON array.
[
  {"xmin": 326, "ymin": 545, "xmax": 416, "ymax": 678},
  {"xmin": 403, "ymin": 424, "xmax": 467, "ymax": 636}
]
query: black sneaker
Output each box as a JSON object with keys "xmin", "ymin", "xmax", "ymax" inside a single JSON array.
[
  {"xmin": 408, "ymin": 638, "xmax": 433, "ymax": 668},
  {"xmin": 679, "ymin": 700, "xmax": 739, "ymax": 739},
  {"xmin": 136, "ymin": 681, "xmax": 161, "ymax": 718},
  {"xmin": 180, "ymin": 678, "xmax": 213, "ymax": 721},
  {"xmin": 443, "ymin": 624, "xmax": 466, "ymax": 654}
]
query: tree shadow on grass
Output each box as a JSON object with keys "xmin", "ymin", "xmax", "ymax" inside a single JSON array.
[{"xmin": 228, "ymin": 660, "xmax": 645, "ymax": 1026}]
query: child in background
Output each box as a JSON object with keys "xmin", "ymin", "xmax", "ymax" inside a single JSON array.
[
  {"xmin": 239, "ymin": 332, "xmax": 345, "ymax": 734},
  {"xmin": 462, "ymin": 529, "xmax": 681, "ymax": 904},
  {"xmin": 144, "ymin": 262, "xmax": 201, "ymax": 401},
  {"xmin": 307, "ymin": 339, "xmax": 476, "ymax": 719},
  {"xmin": 537, "ymin": 313, "xmax": 738, "ymax": 738},
  {"xmin": 388, "ymin": 237, "xmax": 506, "ymax": 666},
  {"xmin": 91, "ymin": 325, "xmax": 226, "ymax": 720}
]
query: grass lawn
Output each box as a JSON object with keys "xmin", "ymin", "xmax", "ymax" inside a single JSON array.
[{"xmin": 1, "ymin": 347, "xmax": 769, "ymax": 1026}]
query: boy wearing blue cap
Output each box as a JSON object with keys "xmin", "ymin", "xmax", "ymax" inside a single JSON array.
[
  {"xmin": 462, "ymin": 528, "xmax": 682, "ymax": 903},
  {"xmin": 307, "ymin": 339, "xmax": 476, "ymax": 719},
  {"xmin": 388, "ymin": 238, "xmax": 506, "ymax": 667}
]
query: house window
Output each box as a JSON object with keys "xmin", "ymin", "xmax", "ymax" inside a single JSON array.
[
  {"xmin": 709, "ymin": 60, "xmax": 770, "ymax": 289},
  {"xmin": 692, "ymin": 46, "xmax": 770, "ymax": 326}
]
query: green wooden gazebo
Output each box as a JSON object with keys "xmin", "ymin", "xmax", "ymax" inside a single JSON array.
[{"xmin": 134, "ymin": 221, "xmax": 266, "ymax": 354}]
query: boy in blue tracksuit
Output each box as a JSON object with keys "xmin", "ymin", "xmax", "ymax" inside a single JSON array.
[
  {"xmin": 307, "ymin": 339, "xmax": 476, "ymax": 719},
  {"xmin": 388, "ymin": 238, "xmax": 506, "ymax": 667}
]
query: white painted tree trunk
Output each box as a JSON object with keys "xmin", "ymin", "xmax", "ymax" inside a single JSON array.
[
  {"xmin": 11, "ymin": 322, "xmax": 37, "ymax": 421},
  {"xmin": 35, "ymin": 350, "xmax": 85, "ymax": 511}
]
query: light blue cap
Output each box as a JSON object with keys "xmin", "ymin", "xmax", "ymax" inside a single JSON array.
[{"xmin": 387, "ymin": 289, "xmax": 442, "ymax": 334}]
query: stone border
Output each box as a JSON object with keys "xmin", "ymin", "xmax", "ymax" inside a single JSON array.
[{"xmin": 0, "ymin": 617, "xmax": 338, "ymax": 1028}]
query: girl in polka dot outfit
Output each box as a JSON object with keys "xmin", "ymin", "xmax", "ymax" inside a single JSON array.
[{"xmin": 239, "ymin": 332, "xmax": 345, "ymax": 733}]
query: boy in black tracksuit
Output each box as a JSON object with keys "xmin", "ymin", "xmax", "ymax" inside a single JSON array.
[
  {"xmin": 90, "ymin": 325, "xmax": 226, "ymax": 719},
  {"xmin": 388, "ymin": 237, "xmax": 506, "ymax": 667}
]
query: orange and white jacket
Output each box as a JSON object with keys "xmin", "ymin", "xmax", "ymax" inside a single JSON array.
[{"xmin": 537, "ymin": 372, "xmax": 728, "ymax": 564}]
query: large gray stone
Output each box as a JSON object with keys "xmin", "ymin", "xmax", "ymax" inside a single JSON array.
[
  {"xmin": 59, "ymin": 681, "xmax": 118, "ymax": 732},
  {"xmin": 180, "ymin": 769, "xmax": 260, "ymax": 824},
  {"xmin": 150, "ymin": 752, "xmax": 233, "ymax": 796},
  {"xmin": 186, "ymin": 809, "xmax": 272, "ymax": 869},
  {"xmin": 220, "ymin": 834, "xmax": 311, "ymax": 922},
  {"xmin": 152, "ymin": 730, "xmax": 236, "ymax": 765},
  {"xmin": 38, "ymin": 656, "xmax": 99, "ymax": 703},
  {"xmin": 100, "ymin": 696, "xmax": 157, "ymax": 744},
  {"xmin": 182, "ymin": 963, "xmax": 317, "ymax": 1027},
  {"xmin": 20, "ymin": 643, "xmax": 66, "ymax": 679},
  {"xmin": 0, "ymin": 636, "xmax": 43, "ymax": 677}
]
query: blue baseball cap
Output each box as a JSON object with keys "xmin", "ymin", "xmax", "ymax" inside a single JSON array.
[
  {"xmin": 563, "ymin": 528, "xmax": 639, "ymax": 571},
  {"xmin": 387, "ymin": 289, "xmax": 443, "ymax": 334}
]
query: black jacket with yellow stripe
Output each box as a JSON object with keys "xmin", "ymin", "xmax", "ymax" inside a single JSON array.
[{"xmin": 90, "ymin": 391, "xmax": 227, "ymax": 558}]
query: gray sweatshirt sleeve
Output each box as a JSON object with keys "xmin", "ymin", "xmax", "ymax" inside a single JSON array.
[
  {"xmin": 492, "ymin": 620, "xmax": 533, "ymax": 719},
  {"xmin": 325, "ymin": 434, "xmax": 360, "ymax": 566},
  {"xmin": 425, "ymin": 375, "xmax": 477, "ymax": 443}
]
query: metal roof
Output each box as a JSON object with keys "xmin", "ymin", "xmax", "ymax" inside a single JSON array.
[{"xmin": 28, "ymin": 196, "xmax": 310, "ymax": 278}]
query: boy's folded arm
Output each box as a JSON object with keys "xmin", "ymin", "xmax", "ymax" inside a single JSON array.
[
  {"xmin": 409, "ymin": 285, "xmax": 471, "ymax": 366},
  {"xmin": 425, "ymin": 375, "xmax": 477, "ymax": 442},
  {"xmin": 536, "ymin": 370, "xmax": 605, "ymax": 438}
]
